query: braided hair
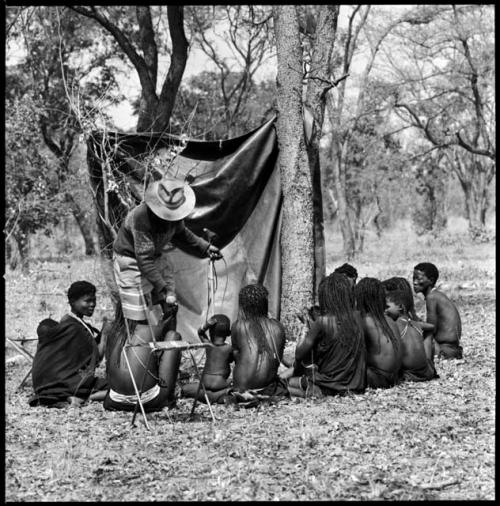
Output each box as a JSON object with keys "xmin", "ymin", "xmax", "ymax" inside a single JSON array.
[
  {"xmin": 238, "ymin": 284, "xmax": 271, "ymax": 354},
  {"xmin": 318, "ymin": 273, "xmax": 364, "ymax": 352},
  {"xmin": 382, "ymin": 276, "xmax": 417, "ymax": 320},
  {"xmin": 354, "ymin": 277, "xmax": 399, "ymax": 352}
]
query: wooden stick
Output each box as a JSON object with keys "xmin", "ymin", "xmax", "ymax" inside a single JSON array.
[
  {"xmin": 6, "ymin": 338, "xmax": 35, "ymax": 360},
  {"xmin": 123, "ymin": 347, "xmax": 151, "ymax": 430}
]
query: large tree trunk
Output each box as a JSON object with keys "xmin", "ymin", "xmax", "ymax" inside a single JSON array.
[
  {"xmin": 65, "ymin": 194, "xmax": 96, "ymax": 256},
  {"xmin": 303, "ymin": 5, "xmax": 339, "ymax": 296},
  {"xmin": 273, "ymin": 5, "xmax": 315, "ymax": 340}
]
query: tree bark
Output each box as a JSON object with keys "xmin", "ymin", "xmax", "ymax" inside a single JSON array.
[
  {"xmin": 458, "ymin": 167, "xmax": 490, "ymax": 240},
  {"xmin": 448, "ymin": 151, "xmax": 493, "ymax": 241},
  {"xmin": 273, "ymin": 5, "xmax": 314, "ymax": 340},
  {"xmin": 329, "ymin": 135, "xmax": 356, "ymax": 260},
  {"xmin": 303, "ymin": 5, "xmax": 339, "ymax": 296},
  {"xmin": 65, "ymin": 193, "xmax": 96, "ymax": 256}
]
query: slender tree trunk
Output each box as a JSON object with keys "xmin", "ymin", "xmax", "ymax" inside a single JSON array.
[
  {"xmin": 65, "ymin": 193, "xmax": 96, "ymax": 256},
  {"xmin": 273, "ymin": 5, "xmax": 314, "ymax": 340},
  {"xmin": 330, "ymin": 140, "xmax": 356, "ymax": 259},
  {"xmin": 303, "ymin": 5, "xmax": 339, "ymax": 297},
  {"xmin": 451, "ymin": 154, "xmax": 492, "ymax": 241},
  {"xmin": 14, "ymin": 232, "xmax": 29, "ymax": 272},
  {"xmin": 459, "ymin": 176, "xmax": 490, "ymax": 240}
]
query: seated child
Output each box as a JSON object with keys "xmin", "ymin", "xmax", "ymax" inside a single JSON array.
[
  {"xmin": 413, "ymin": 262, "xmax": 463, "ymax": 359},
  {"xmin": 333, "ymin": 262, "xmax": 358, "ymax": 288},
  {"xmin": 354, "ymin": 278, "xmax": 402, "ymax": 389},
  {"xmin": 29, "ymin": 281, "xmax": 109, "ymax": 408},
  {"xmin": 385, "ymin": 290, "xmax": 439, "ymax": 382},
  {"xmin": 36, "ymin": 318, "xmax": 59, "ymax": 343},
  {"xmin": 181, "ymin": 314, "xmax": 234, "ymax": 404},
  {"xmin": 103, "ymin": 303, "xmax": 181, "ymax": 412},
  {"xmin": 382, "ymin": 276, "xmax": 419, "ymax": 320}
]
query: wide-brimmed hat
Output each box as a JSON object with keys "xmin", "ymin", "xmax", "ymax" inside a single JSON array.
[{"xmin": 144, "ymin": 177, "xmax": 196, "ymax": 221}]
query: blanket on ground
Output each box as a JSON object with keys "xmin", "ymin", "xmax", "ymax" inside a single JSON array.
[{"xmin": 29, "ymin": 315, "xmax": 104, "ymax": 407}]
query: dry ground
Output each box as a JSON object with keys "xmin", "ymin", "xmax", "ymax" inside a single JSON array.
[{"xmin": 5, "ymin": 224, "xmax": 495, "ymax": 501}]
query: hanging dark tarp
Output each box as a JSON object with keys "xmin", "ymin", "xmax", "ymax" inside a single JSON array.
[{"xmin": 86, "ymin": 118, "xmax": 282, "ymax": 342}]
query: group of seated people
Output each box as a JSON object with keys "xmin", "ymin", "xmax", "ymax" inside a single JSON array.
[{"xmin": 28, "ymin": 261, "xmax": 463, "ymax": 411}]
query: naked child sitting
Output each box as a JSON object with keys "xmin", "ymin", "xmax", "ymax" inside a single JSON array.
[
  {"xmin": 413, "ymin": 262, "xmax": 463, "ymax": 359},
  {"xmin": 181, "ymin": 314, "xmax": 234, "ymax": 404},
  {"xmin": 385, "ymin": 290, "xmax": 439, "ymax": 382}
]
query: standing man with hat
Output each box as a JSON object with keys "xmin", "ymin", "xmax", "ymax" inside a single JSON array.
[{"xmin": 112, "ymin": 176, "xmax": 223, "ymax": 326}]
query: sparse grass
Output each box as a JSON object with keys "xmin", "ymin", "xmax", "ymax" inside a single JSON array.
[{"xmin": 5, "ymin": 221, "xmax": 495, "ymax": 501}]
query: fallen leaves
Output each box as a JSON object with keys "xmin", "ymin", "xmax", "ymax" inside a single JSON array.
[{"xmin": 4, "ymin": 258, "xmax": 496, "ymax": 501}]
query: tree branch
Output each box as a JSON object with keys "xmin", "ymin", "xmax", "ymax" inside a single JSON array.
[
  {"xmin": 69, "ymin": 6, "xmax": 156, "ymax": 97},
  {"xmin": 456, "ymin": 132, "xmax": 496, "ymax": 161}
]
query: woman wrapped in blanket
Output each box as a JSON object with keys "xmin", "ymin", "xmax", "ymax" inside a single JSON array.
[{"xmin": 29, "ymin": 281, "xmax": 109, "ymax": 408}]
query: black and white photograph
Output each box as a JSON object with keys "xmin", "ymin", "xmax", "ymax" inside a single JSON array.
[{"xmin": 5, "ymin": 4, "xmax": 494, "ymax": 501}]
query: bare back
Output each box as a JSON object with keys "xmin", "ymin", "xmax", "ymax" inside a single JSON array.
[
  {"xmin": 395, "ymin": 318, "xmax": 429, "ymax": 371},
  {"xmin": 202, "ymin": 343, "xmax": 233, "ymax": 390},
  {"xmin": 231, "ymin": 318, "xmax": 285, "ymax": 391},
  {"xmin": 362, "ymin": 315, "xmax": 401, "ymax": 373},
  {"xmin": 425, "ymin": 290, "xmax": 462, "ymax": 345}
]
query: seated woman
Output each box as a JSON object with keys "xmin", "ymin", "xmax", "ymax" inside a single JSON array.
[
  {"xmin": 354, "ymin": 277, "xmax": 402, "ymax": 389},
  {"xmin": 228, "ymin": 284, "xmax": 288, "ymax": 405},
  {"xmin": 103, "ymin": 303, "xmax": 182, "ymax": 412},
  {"xmin": 29, "ymin": 281, "xmax": 108, "ymax": 408},
  {"xmin": 282, "ymin": 273, "xmax": 366, "ymax": 398}
]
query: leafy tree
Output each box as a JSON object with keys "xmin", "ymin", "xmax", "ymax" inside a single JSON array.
[
  {"xmin": 185, "ymin": 5, "xmax": 275, "ymax": 138},
  {"xmin": 171, "ymin": 71, "xmax": 276, "ymax": 140},
  {"xmin": 69, "ymin": 5, "xmax": 189, "ymax": 133},
  {"xmin": 391, "ymin": 4, "xmax": 495, "ymax": 239},
  {"xmin": 6, "ymin": 6, "xmax": 120, "ymax": 256},
  {"xmin": 342, "ymin": 103, "xmax": 406, "ymax": 251},
  {"xmin": 411, "ymin": 150, "xmax": 448, "ymax": 236},
  {"xmin": 324, "ymin": 5, "xmax": 448, "ymax": 259},
  {"xmin": 5, "ymin": 96, "xmax": 62, "ymax": 269}
]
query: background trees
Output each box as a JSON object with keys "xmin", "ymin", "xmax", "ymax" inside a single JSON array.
[
  {"xmin": 390, "ymin": 4, "xmax": 495, "ymax": 240},
  {"xmin": 5, "ymin": 5, "xmax": 495, "ymax": 314}
]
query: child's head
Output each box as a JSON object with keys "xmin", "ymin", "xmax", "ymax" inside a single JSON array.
[
  {"xmin": 238, "ymin": 284, "xmax": 268, "ymax": 319},
  {"xmin": 385, "ymin": 290, "xmax": 411, "ymax": 320},
  {"xmin": 209, "ymin": 314, "xmax": 231, "ymax": 342},
  {"xmin": 67, "ymin": 281, "xmax": 97, "ymax": 318},
  {"xmin": 333, "ymin": 263, "xmax": 358, "ymax": 287},
  {"xmin": 36, "ymin": 318, "xmax": 58, "ymax": 340},
  {"xmin": 382, "ymin": 276, "xmax": 416, "ymax": 316},
  {"xmin": 413, "ymin": 262, "xmax": 439, "ymax": 293}
]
